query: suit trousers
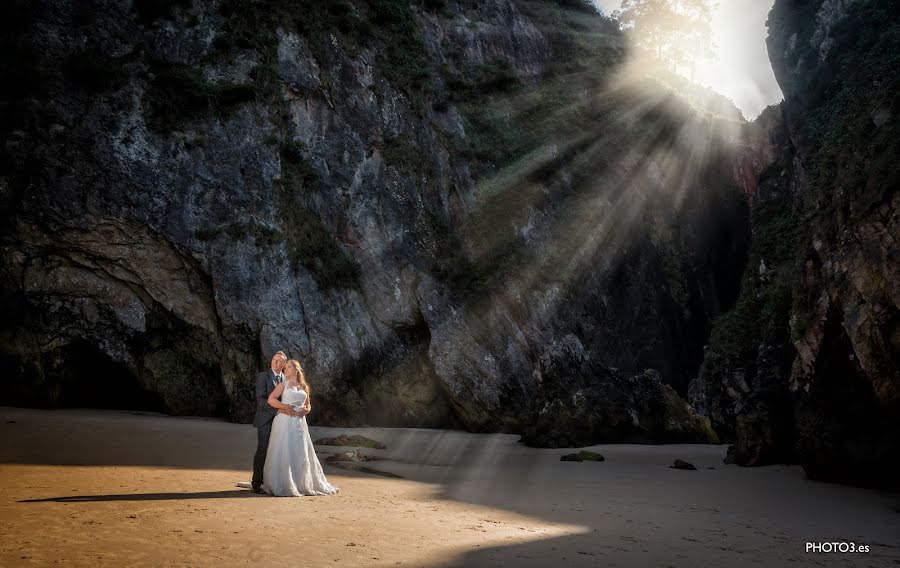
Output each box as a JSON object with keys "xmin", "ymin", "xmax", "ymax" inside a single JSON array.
[{"xmin": 252, "ymin": 419, "xmax": 273, "ymax": 485}]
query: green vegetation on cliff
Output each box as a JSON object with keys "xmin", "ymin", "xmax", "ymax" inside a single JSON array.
[
  {"xmin": 710, "ymin": 0, "xmax": 900, "ymax": 362},
  {"xmin": 215, "ymin": 0, "xmax": 429, "ymax": 94},
  {"xmin": 698, "ymin": 1, "xmax": 900, "ymax": 483},
  {"xmin": 801, "ymin": 4, "xmax": 900, "ymax": 237},
  {"xmin": 144, "ymin": 60, "xmax": 257, "ymax": 131},
  {"xmin": 708, "ymin": 196, "xmax": 798, "ymax": 358},
  {"xmin": 275, "ymin": 141, "xmax": 361, "ymax": 290}
]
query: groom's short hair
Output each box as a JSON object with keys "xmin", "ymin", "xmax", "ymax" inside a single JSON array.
[{"xmin": 273, "ymin": 350, "xmax": 287, "ymax": 360}]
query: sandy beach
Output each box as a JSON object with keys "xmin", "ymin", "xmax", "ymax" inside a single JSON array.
[{"xmin": 1, "ymin": 407, "xmax": 897, "ymax": 567}]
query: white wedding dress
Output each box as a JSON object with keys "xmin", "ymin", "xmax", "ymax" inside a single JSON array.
[{"xmin": 262, "ymin": 386, "xmax": 339, "ymax": 497}]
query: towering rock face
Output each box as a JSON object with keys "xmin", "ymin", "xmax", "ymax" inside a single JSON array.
[
  {"xmin": 688, "ymin": 104, "xmax": 800, "ymax": 463},
  {"xmin": 691, "ymin": 0, "xmax": 899, "ymax": 487},
  {"xmin": 0, "ymin": 0, "xmax": 742, "ymax": 443}
]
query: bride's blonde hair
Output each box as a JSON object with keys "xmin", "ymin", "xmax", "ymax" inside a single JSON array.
[{"xmin": 285, "ymin": 359, "xmax": 310, "ymax": 396}]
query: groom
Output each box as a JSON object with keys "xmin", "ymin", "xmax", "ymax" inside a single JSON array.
[{"xmin": 251, "ymin": 350, "xmax": 306, "ymax": 494}]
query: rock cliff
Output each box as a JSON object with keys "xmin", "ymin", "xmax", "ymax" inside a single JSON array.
[
  {"xmin": 690, "ymin": 0, "xmax": 899, "ymax": 487},
  {"xmin": 1, "ymin": 0, "xmax": 744, "ymax": 444}
]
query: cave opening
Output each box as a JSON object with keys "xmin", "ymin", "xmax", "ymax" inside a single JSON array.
[
  {"xmin": 799, "ymin": 304, "xmax": 900, "ymax": 487},
  {"xmin": 48, "ymin": 340, "xmax": 167, "ymax": 413}
]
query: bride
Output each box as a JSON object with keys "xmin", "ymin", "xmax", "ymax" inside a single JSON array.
[{"xmin": 262, "ymin": 359, "xmax": 339, "ymax": 496}]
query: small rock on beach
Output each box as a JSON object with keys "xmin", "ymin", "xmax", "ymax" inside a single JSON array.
[{"xmin": 670, "ymin": 459, "xmax": 697, "ymax": 470}]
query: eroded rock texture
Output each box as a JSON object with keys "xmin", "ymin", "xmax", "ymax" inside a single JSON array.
[
  {"xmin": 1, "ymin": 0, "xmax": 744, "ymax": 443},
  {"xmin": 690, "ymin": 0, "xmax": 899, "ymax": 487}
]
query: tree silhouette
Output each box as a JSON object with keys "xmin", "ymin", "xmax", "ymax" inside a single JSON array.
[{"xmin": 614, "ymin": 0, "xmax": 716, "ymax": 81}]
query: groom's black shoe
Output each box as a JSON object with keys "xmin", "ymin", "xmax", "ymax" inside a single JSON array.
[{"xmin": 251, "ymin": 482, "xmax": 264, "ymax": 494}]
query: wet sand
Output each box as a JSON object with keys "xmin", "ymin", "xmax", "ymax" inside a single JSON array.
[{"xmin": 1, "ymin": 407, "xmax": 898, "ymax": 567}]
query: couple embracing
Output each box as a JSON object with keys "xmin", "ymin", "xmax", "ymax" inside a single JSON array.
[{"xmin": 250, "ymin": 351, "xmax": 339, "ymax": 496}]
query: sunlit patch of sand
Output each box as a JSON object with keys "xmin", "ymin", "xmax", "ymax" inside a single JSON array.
[
  {"xmin": 0, "ymin": 408, "xmax": 586, "ymax": 567},
  {"xmin": 1, "ymin": 461, "xmax": 586, "ymax": 567}
]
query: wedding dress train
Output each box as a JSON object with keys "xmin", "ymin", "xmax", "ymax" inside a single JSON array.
[{"xmin": 262, "ymin": 386, "xmax": 339, "ymax": 497}]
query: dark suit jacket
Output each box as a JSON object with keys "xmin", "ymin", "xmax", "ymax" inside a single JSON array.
[{"xmin": 253, "ymin": 369, "xmax": 281, "ymax": 428}]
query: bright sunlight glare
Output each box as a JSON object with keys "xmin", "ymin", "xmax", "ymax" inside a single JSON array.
[{"xmin": 595, "ymin": 0, "xmax": 784, "ymax": 119}]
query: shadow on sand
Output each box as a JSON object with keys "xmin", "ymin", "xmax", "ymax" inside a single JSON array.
[{"xmin": 19, "ymin": 490, "xmax": 258, "ymax": 503}]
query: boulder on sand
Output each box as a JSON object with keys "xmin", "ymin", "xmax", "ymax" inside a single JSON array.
[
  {"xmin": 670, "ymin": 459, "xmax": 697, "ymax": 471},
  {"xmin": 560, "ymin": 450, "xmax": 606, "ymax": 462},
  {"xmin": 315, "ymin": 435, "xmax": 386, "ymax": 449},
  {"xmin": 325, "ymin": 449, "xmax": 375, "ymax": 463}
]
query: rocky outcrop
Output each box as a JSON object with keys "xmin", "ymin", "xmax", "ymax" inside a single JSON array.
[
  {"xmin": 691, "ymin": 0, "xmax": 899, "ymax": 487},
  {"xmin": 729, "ymin": 105, "xmax": 783, "ymax": 204},
  {"xmin": 560, "ymin": 450, "xmax": 605, "ymax": 462},
  {"xmin": 522, "ymin": 335, "xmax": 719, "ymax": 447},
  {"xmin": 0, "ymin": 0, "xmax": 745, "ymax": 441}
]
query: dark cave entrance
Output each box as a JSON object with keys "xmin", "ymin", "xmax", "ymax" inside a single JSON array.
[
  {"xmin": 49, "ymin": 340, "xmax": 166, "ymax": 413},
  {"xmin": 798, "ymin": 303, "xmax": 900, "ymax": 487}
]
